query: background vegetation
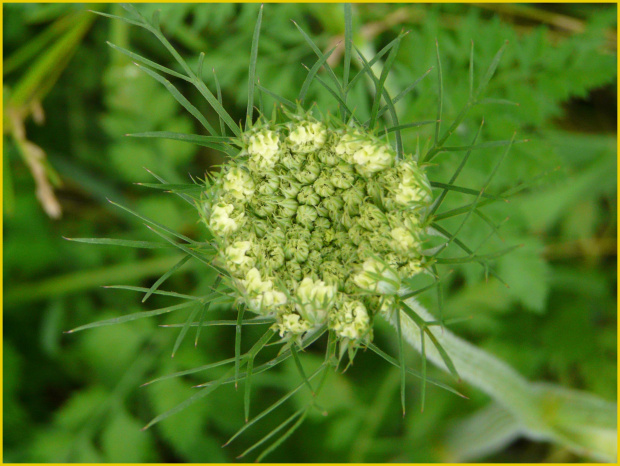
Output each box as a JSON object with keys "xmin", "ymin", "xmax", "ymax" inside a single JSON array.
[{"xmin": 3, "ymin": 3, "xmax": 617, "ymax": 462}]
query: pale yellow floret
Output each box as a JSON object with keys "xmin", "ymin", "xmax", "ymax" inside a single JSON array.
[
  {"xmin": 331, "ymin": 300, "xmax": 370, "ymax": 340},
  {"xmin": 390, "ymin": 227, "xmax": 419, "ymax": 253},
  {"xmin": 241, "ymin": 268, "xmax": 287, "ymax": 314},
  {"xmin": 223, "ymin": 167, "xmax": 255, "ymax": 200},
  {"xmin": 247, "ymin": 129, "xmax": 281, "ymax": 170},
  {"xmin": 288, "ymin": 121, "xmax": 327, "ymax": 153},
  {"xmin": 209, "ymin": 203, "xmax": 243, "ymax": 236},
  {"xmin": 275, "ymin": 313, "xmax": 312, "ymax": 337},
  {"xmin": 295, "ymin": 277, "xmax": 337, "ymax": 325},
  {"xmin": 351, "ymin": 143, "xmax": 394, "ymax": 175},
  {"xmin": 224, "ymin": 241, "xmax": 256, "ymax": 276},
  {"xmin": 353, "ymin": 258, "xmax": 400, "ymax": 295}
]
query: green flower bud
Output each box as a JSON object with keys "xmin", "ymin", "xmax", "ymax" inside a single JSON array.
[
  {"xmin": 254, "ymin": 171, "xmax": 279, "ymax": 195},
  {"xmin": 342, "ymin": 184, "xmax": 365, "ymax": 215},
  {"xmin": 347, "ymin": 223, "xmax": 366, "ymax": 246},
  {"xmin": 250, "ymin": 196, "xmax": 276, "ymax": 218},
  {"xmin": 296, "ymin": 205, "xmax": 318, "ymax": 228},
  {"xmin": 297, "ymin": 185, "xmax": 321, "ymax": 206},
  {"xmin": 358, "ymin": 203, "xmax": 388, "ymax": 231},
  {"xmin": 276, "ymin": 198, "xmax": 299, "ymax": 218},
  {"xmin": 306, "ymin": 250, "xmax": 322, "ymax": 269},
  {"xmin": 293, "ymin": 157, "xmax": 321, "ymax": 184},
  {"xmin": 317, "ymin": 146, "xmax": 339, "ymax": 166},
  {"xmin": 330, "ymin": 162, "xmax": 356, "ymax": 189},
  {"xmin": 279, "ymin": 150, "xmax": 305, "ymax": 170},
  {"xmin": 321, "ymin": 196, "xmax": 344, "ymax": 219},
  {"xmin": 287, "ymin": 224, "xmax": 312, "ymax": 241},
  {"xmin": 223, "ymin": 166, "xmax": 255, "ymax": 201},
  {"xmin": 261, "ymin": 238, "xmax": 285, "ymax": 271},
  {"xmin": 319, "ymin": 260, "xmax": 346, "ymax": 289},
  {"xmin": 315, "ymin": 216, "xmax": 331, "ymax": 229},
  {"xmin": 284, "ymin": 238, "xmax": 309, "ymax": 263},
  {"xmin": 286, "ymin": 259, "xmax": 303, "ymax": 281},
  {"xmin": 279, "ymin": 175, "xmax": 302, "ymax": 199},
  {"xmin": 341, "ymin": 211, "xmax": 356, "ymax": 229},
  {"xmin": 313, "ymin": 174, "xmax": 335, "ymax": 198}
]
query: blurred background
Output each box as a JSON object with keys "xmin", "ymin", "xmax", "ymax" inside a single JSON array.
[{"xmin": 3, "ymin": 3, "xmax": 617, "ymax": 462}]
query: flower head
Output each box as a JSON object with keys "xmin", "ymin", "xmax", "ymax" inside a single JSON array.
[{"xmin": 203, "ymin": 116, "xmax": 432, "ymax": 347}]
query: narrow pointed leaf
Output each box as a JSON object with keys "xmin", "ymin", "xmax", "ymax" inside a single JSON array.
[
  {"xmin": 134, "ymin": 63, "xmax": 217, "ymax": 136},
  {"xmin": 64, "ymin": 237, "xmax": 170, "ymax": 249},
  {"xmin": 107, "ymin": 41, "xmax": 191, "ymax": 82},
  {"xmin": 67, "ymin": 300, "xmax": 197, "ymax": 333}
]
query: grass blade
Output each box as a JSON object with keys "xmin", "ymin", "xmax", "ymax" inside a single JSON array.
[
  {"xmin": 291, "ymin": 20, "xmax": 343, "ymax": 96},
  {"xmin": 134, "ymin": 63, "xmax": 218, "ymax": 136},
  {"xmin": 353, "ymin": 44, "xmax": 403, "ymax": 156},
  {"xmin": 368, "ymin": 33, "xmax": 402, "ymax": 129},
  {"xmin": 66, "ymin": 300, "xmax": 197, "ymax": 333},
  {"xmin": 256, "ymin": 410, "xmax": 308, "ymax": 462},
  {"xmin": 237, "ymin": 409, "xmax": 305, "ymax": 459},
  {"xmin": 64, "ymin": 237, "xmax": 170, "ymax": 249},
  {"xmin": 225, "ymin": 364, "xmax": 326, "ymax": 446},
  {"xmin": 246, "ymin": 5, "xmax": 263, "ymax": 130},
  {"xmin": 103, "ymin": 285, "xmax": 200, "ymax": 301},
  {"xmin": 396, "ymin": 307, "xmax": 407, "ymax": 416},
  {"xmin": 430, "ymin": 119, "xmax": 483, "ymax": 216},
  {"xmin": 171, "ymin": 305, "xmax": 200, "ymax": 357},
  {"xmin": 144, "ymin": 225, "xmax": 215, "ymax": 267},
  {"xmin": 106, "ymin": 41, "xmax": 191, "ymax": 82},
  {"xmin": 475, "ymin": 40, "xmax": 508, "ymax": 98},
  {"xmin": 298, "ymin": 44, "xmax": 338, "ymax": 104},
  {"xmin": 109, "ymin": 200, "xmax": 196, "ymax": 245},
  {"xmin": 195, "ymin": 275, "xmax": 221, "ymax": 346},
  {"xmin": 376, "ymin": 67, "xmax": 433, "ymax": 121},
  {"xmin": 213, "ymin": 68, "xmax": 226, "ymax": 136},
  {"xmin": 143, "ymin": 168, "xmax": 196, "ymax": 207},
  {"xmin": 142, "ymin": 356, "xmax": 237, "ymax": 387},
  {"xmin": 430, "ymin": 182, "xmax": 503, "ymax": 201},
  {"xmin": 142, "ymin": 254, "xmax": 191, "ymax": 303},
  {"xmin": 291, "ymin": 346, "xmax": 315, "ymax": 396},
  {"xmin": 434, "ymin": 40, "xmax": 443, "ymax": 146},
  {"xmin": 367, "ymin": 343, "xmax": 466, "ymax": 398},
  {"xmin": 385, "ymin": 120, "xmax": 436, "ymax": 134},
  {"xmin": 143, "ymin": 367, "xmax": 235, "ymax": 430},
  {"xmin": 256, "ymin": 84, "xmax": 296, "ymax": 110},
  {"xmin": 343, "ymin": 3, "xmax": 353, "ymax": 101},
  {"xmin": 235, "ymin": 306, "xmax": 246, "ymax": 389}
]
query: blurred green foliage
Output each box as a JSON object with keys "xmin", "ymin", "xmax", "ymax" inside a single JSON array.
[{"xmin": 3, "ymin": 3, "xmax": 616, "ymax": 462}]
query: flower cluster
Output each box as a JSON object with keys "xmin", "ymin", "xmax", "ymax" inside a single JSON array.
[{"xmin": 202, "ymin": 115, "xmax": 432, "ymax": 350}]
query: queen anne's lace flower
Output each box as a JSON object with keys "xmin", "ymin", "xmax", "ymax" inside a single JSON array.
[{"xmin": 202, "ymin": 117, "xmax": 432, "ymax": 349}]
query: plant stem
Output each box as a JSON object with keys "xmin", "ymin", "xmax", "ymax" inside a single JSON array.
[{"xmin": 383, "ymin": 297, "xmax": 617, "ymax": 462}]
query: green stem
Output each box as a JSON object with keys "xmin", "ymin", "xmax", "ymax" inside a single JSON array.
[{"xmin": 383, "ymin": 297, "xmax": 617, "ymax": 462}]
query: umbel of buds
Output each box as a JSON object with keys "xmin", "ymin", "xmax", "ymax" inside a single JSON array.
[{"xmin": 201, "ymin": 112, "xmax": 432, "ymax": 353}]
